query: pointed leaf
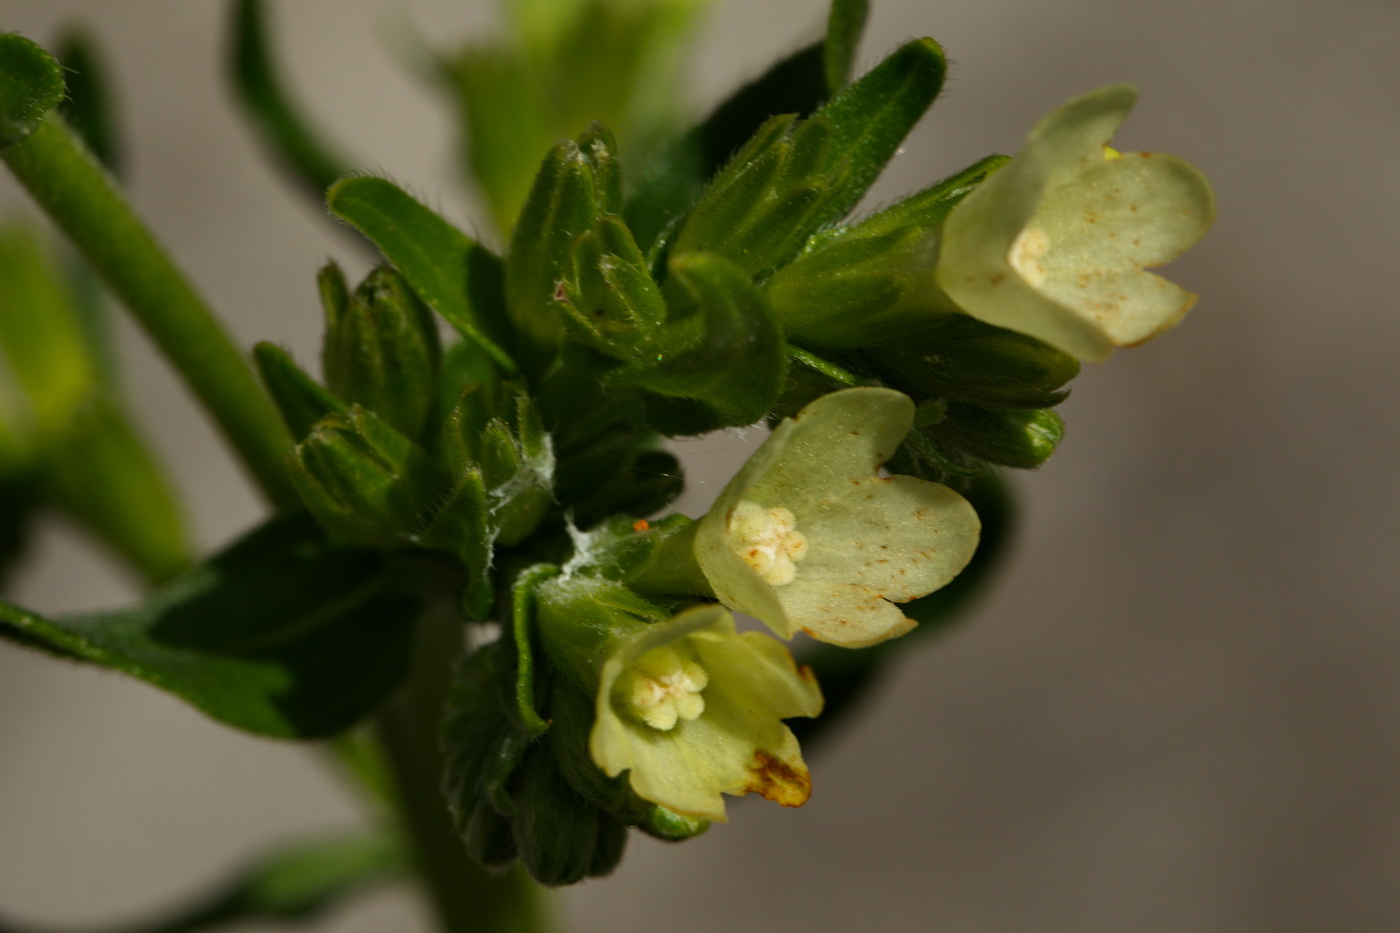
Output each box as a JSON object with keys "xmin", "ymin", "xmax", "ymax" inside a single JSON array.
[
  {"xmin": 0, "ymin": 513, "xmax": 418, "ymax": 738},
  {"xmin": 253, "ymin": 342, "xmax": 347, "ymax": 441},
  {"xmin": 327, "ymin": 176, "xmax": 516, "ymax": 374},
  {"xmin": 824, "ymin": 0, "xmax": 870, "ymax": 94},
  {"xmin": 228, "ymin": 0, "xmax": 351, "ymax": 197}
]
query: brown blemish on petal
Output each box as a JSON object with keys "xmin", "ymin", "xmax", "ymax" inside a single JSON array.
[{"xmin": 746, "ymin": 751, "xmax": 812, "ymax": 808}]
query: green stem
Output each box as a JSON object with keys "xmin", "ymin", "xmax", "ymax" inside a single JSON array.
[
  {"xmin": 1, "ymin": 112, "xmax": 297, "ymax": 508},
  {"xmin": 374, "ymin": 606, "xmax": 549, "ymax": 933}
]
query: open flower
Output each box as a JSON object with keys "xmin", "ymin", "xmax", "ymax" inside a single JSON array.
[
  {"xmin": 935, "ymin": 85, "xmax": 1215, "ymax": 362},
  {"xmin": 694, "ymin": 388, "xmax": 980, "ymax": 647},
  {"xmin": 587, "ymin": 603, "xmax": 823, "ymax": 822}
]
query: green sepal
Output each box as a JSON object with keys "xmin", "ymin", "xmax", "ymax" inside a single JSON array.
[
  {"xmin": 510, "ymin": 564, "xmax": 560, "ymax": 738},
  {"xmin": 513, "ymin": 742, "xmax": 628, "ymax": 886},
  {"xmin": 765, "ymin": 156, "xmax": 1008, "ymax": 348},
  {"xmin": 0, "ymin": 34, "xmax": 64, "ymax": 150},
  {"xmin": 0, "ymin": 513, "xmax": 418, "ymax": 738},
  {"xmin": 565, "ymin": 512, "xmax": 696, "ymax": 585},
  {"xmin": 55, "ymin": 28, "xmax": 122, "ymax": 174},
  {"xmin": 671, "ymin": 38, "xmax": 945, "ymax": 276},
  {"xmin": 813, "ymin": 37, "xmax": 947, "ymax": 223},
  {"xmin": 253, "ymin": 342, "xmax": 347, "ymax": 441},
  {"xmin": 931, "ymin": 404, "xmax": 1065, "ymax": 468},
  {"xmin": 441, "ymin": 641, "xmax": 529, "ymax": 863},
  {"xmin": 288, "ymin": 405, "xmax": 437, "ymax": 548},
  {"xmin": 841, "ymin": 154, "xmax": 1009, "ymax": 238},
  {"xmin": 548, "ymin": 676, "xmax": 650, "ymax": 822},
  {"xmin": 439, "ymin": 383, "xmax": 555, "ymax": 548},
  {"xmin": 415, "ymin": 466, "xmax": 493, "ymax": 619},
  {"xmin": 824, "ymin": 0, "xmax": 871, "ymax": 94},
  {"xmin": 506, "ymin": 130, "xmax": 619, "ymax": 365},
  {"xmin": 625, "ymin": 41, "xmax": 828, "ymax": 250},
  {"xmin": 863, "ymin": 313, "xmax": 1079, "ymax": 410},
  {"xmin": 639, "ymin": 804, "xmax": 710, "ymax": 842},
  {"xmin": 535, "ymin": 574, "xmax": 668, "ymax": 696},
  {"xmin": 228, "ymin": 0, "xmax": 351, "ymax": 198},
  {"xmin": 43, "ymin": 395, "xmax": 190, "ymax": 583},
  {"xmin": 326, "ymin": 176, "xmax": 516, "ymax": 374},
  {"xmin": 611, "ymin": 252, "xmax": 786, "ymax": 432},
  {"xmin": 558, "ymin": 214, "xmax": 668, "ymax": 362},
  {"xmin": 322, "ymin": 264, "xmax": 442, "ymax": 441}
]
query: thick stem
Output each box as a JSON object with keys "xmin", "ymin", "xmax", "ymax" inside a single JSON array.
[
  {"xmin": 374, "ymin": 607, "xmax": 550, "ymax": 933},
  {"xmin": 1, "ymin": 113, "xmax": 297, "ymax": 508}
]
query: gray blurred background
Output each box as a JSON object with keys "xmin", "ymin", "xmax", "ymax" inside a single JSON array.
[{"xmin": 1, "ymin": 0, "xmax": 1397, "ymax": 930}]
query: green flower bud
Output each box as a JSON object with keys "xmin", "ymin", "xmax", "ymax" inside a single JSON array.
[
  {"xmin": 288, "ymin": 405, "xmax": 435, "ymax": 547},
  {"xmin": 930, "ymin": 404, "xmax": 1064, "ymax": 469},
  {"xmin": 537, "ymin": 581, "xmax": 822, "ymax": 822},
  {"xmin": 695, "ymin": 388, "xmax": 980, "ymax": 647},
  {"xmin": 863, "ymin": 313, "xmax": 1080, "ymax": 410},
  {"xmin": 0, "ymin": 34, "xmax": 65, "ymax": 150},
  {"xmin": 513, "ymin": 743, "xmax": 628, "ymax": 886},
  {"xmin": 322, "ymin": 263, "xmax": 442, "ymax": 441},
  {"xmin": 935, "ymin": 85, "xmax": 1216, "ymax": 362}
]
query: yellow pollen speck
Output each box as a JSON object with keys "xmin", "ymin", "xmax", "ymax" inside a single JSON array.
[
  {"xmin": 625, "ymin": 647, "xmax": 708, "ymax": 731},
  {"xmin": 1009, "ymin": 226, "xmax": 1050, "ymax": 286},
  {"xmin": 728, "ymin": 501, "xmax": 809, "ymax": 586}
]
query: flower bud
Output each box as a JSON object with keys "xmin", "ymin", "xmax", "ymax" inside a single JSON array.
[
  {"xmin": 288, "ymin": 405, "xmax": 435, "ymax": 547},
  {"xmin": 930, "ymin": 405, "xmax": 1064, "ymax": 469},
  {"xmin": 322, "ymin": 263, "xmax": 441, "ymax": 441}
]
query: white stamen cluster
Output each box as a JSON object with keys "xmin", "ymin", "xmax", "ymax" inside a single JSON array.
[
  {"xmin": 626, "ymin": 647, "xmax": 709, "ymax": 731},
  {"xmin": 728, "ymin": 501, "xmax": 808, "ymax": 586}
]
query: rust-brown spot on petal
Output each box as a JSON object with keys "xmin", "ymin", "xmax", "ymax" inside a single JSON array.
[{"xmin": 746, "ymin": 751, "xmax": 812, "ymax": 808}]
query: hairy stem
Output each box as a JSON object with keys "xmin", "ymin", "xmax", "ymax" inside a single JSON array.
[
  {"xmin": 374, "ymin": 606, "xmax": 549, "ymax": 933},
  {"xmin": 1, "ymin": 112, "xmax": 296, "ymax": 507}
]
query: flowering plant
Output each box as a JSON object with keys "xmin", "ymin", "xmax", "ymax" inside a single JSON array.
[{"xmin": 0, "ymin": 0, "xmax": 1211, "ymax": 929}]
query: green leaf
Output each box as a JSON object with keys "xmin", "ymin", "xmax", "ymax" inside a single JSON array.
[
  {"xmin": 810, "ymin": 36, "xmax": 947, "ymax": 224},
  {"xmin": 625, "ymin": 42, "xmax": 828, "ymax": 249},
  {"xmin": 824, "ymin": 0, "xmax": 870, "ymax": 94},
  {"xmin": 44, "ymin": 395, "xmax": 191, "ymax": 583},
  {"xmin": 55, "ymin": 27, "xmax": 122, "ymax": 174},
  {"xmin": 326, "ymin": 176, "xmax": 517, "ymax": 375},
  {"xmin": 228, "ymin": 0, "xmax": 350, "ymax": 197},
  {"xmin": 0, "ymin": 33, "xmax": 65, "ymax": 150},
  {"xmin": 611, "ymin": 252, "xmax": 786, "ymax": 431},
  {"xmin": 0, "ymin": 513, "xmax": 418, "ymax": 738},
  {"xmin": 253, "ymin": 342, "xmax": 348, "ymax": 441}
]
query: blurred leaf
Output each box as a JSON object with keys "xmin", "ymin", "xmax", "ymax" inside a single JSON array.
[
  {"xmin": 44, "ymin": 395, "xmax": 191, "ymax": 583},
  {"xmin": 823, "ymin": 0, "xmax": 870, "ymax": 94},
  {"xmin": 55, "ymin": 27, "xmax": 122, "ymax": 174},
  {"xmin": 327, "ymin": 176, "xmax": 517, "ymax": 375},
  {"xmin": 0, "ymin": 33, "xmax": 65, "ymax": 150},
  {"xmin": 0, "ymin": 513, "xmax": 418, "ymax": 739},
  {"xmin": 439, "ymin": 0, "xmax": 706, "ymax": 235},
  {"xmin": 228, "ymin": 0, "xmax": 351, "ymax": 197},
  {"xmin": 0, "ymin": 223, "xmax": 97, "ymax": 429}
]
